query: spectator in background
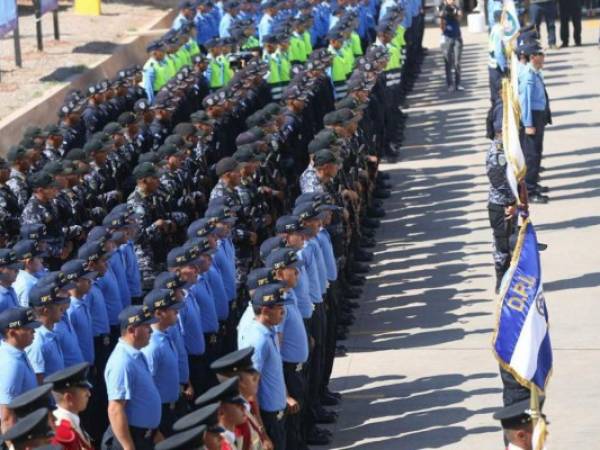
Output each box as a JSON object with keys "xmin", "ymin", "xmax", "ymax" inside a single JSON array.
[
  {"xmin": 529, "ymin": 0, "xmax": 558, "ymax": 49},
  {"xmin": 439, "ymin": 0, "xmax": 464, "ymax": 92},
  {"xmin": 558, "ymin": 0, "xmax": 583, "ymax": 47}
]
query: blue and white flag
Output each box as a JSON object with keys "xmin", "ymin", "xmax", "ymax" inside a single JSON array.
[
  {"xmin": 502, "ymin": 0, "xmax": 520, "ymax": 43},
  {"xmin": 493, "ymin": 219, "xmax": 553, "ymax": 392}
]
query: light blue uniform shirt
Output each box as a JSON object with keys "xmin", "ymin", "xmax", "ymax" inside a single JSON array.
[
  {"xmin": 213, "ymin": 239, "xmax": 236, "ymax": 302},
  {"xmin": 0, "ymin": 285, "xmax": 19, "ymax": 313},
  {"xmin": 519, "ymin": 64, "xmax": 547, "ymax": 127},
  {"xmin": 279, "ymin": 291, "xmax": 309, "ymax": 363},
  {"xmin": 66, "ymin": 296, "xmax": 94, "ymax": 364},
  {"xmin": 293, "ymin": 255, "xmax": 313, "ymax": 319},
  {"xmin": 219, "ymin": 13, "xmax": 234, "ymax": 38},
  {"xmin": 96, "ymin": 268, "xmax": 123, "ymax": 326},
  {"xmin": 316, "ymin": 229, "xmax": 337, "ymax": 281},
  {"xmin": 258, "ymin": 13, "xmax": 274, "ymax": 45},
  {"xmin": 241, "ymin": 320, "xmax": 287, "ymax": 412},
  {"xmin": 12, "ymin": 270, "xmax": 38, "ymax": 307},
  {"xmin": 0, "ymin": 340, "xmax": 38, "ymax": 404},
  {"xmin": 142, "ymin": 329, "xmax": 181, "ymax": 404},
  {"xmin": 191, "ymin": 275, "xmax": 219, "ymax": 334},
  {"xmin": 167, "ymin": 323, "xmax": 189, "ymax": 383},
  {"xmin": 205, "ymin": 264, "xmax": 229, "ymax": 321},
  {"xmin": 87, "ymin": 283, "xmax": 110, "ymax": 336},
  {"xmin": 237, "ymin": 302, "xmax": 254, "ymax": 349},
  {"xmin": 308, "ymin": 238, "xmax": 328, "ymax": 294},
  {"xmin": 172, "ymin": 12, "xmax": 189, "ymax": 31},
  {"xmin": 178, "ymin": 290, "xmax": 205, "ymax": 356},
  {"xmin": 105, "ymin": 339, "xmax": 162, "ymax": 429},
  {"xmin": 120, "ymin": 242, "xmax": 142, "ymax": 298},
  {"xmin": 109, "ymin": 251, "xmax": 131, "ymax": 310},
  {"xmin": 26, "ymin": 325, "xmax": 64, "ymax": 377},
  {"xmin": 299, "ymin": 242, "xmax": 322, "ymax": 304},
  {"xmin": 54, "ymin": 313, "xmax": 85, "ymax": 367}
]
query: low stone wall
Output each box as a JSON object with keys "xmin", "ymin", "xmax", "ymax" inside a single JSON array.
[{"xmin": 0, "ymin": 7, "xmax": 177, "ymax": 154}]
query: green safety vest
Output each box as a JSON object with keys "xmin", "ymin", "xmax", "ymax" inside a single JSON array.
[
  {"xmin": 143, "ymin": 57, "xmax": 168, "ymax": 92},
  {"xmin": 341, "ymin": 42, "xmax": 354, "ymax": 76},
  {"xmin": 164, "ymin": 55, "xmax": 177, "ymax": 80},
  {"xmin": 350, "ymin": 31, "xmax": 363, "ymax": 57},
  {"xmin": 187, "ymin": 38, "xmax": 200, "ymax": 58},
  {"xmin": 242, "ymin": 35, "xmax": 260, "ymax": 50},
  {"xmin": 385, "ymin": 44, "xmax": 401, "ymax": 71},
  {"xmin": 263, "ymin": 52, "xmax": 281, "ymax": 84},
  {"xmin": 217, "ymin": 55, "xmax": 233, "ymax": 85},
  {"xmin": 302, "ymin": 31, "xmax": 313, "ymax": 56},
  {"xmin": 208, "ymin": 58, "xmax": 224, "ymax": 88},
  {"xmin": 328, "ymin": 47, "xmax": 347, "ymax": 83},
  {"xmin": 279, "ymin": 50, "xmax": 291, "ymax": 82},
  {"xmin": 176, "ymin": 47, "xmax": 191, "ymax": 69},
  {"xmin": 289, "ymin": 34, "xmax": 307, "ymax": 63}
]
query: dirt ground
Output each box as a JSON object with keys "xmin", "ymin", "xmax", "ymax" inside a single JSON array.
[{"xmin": 0, "ymin": 1, "xmax": 177, "ymax": 121}]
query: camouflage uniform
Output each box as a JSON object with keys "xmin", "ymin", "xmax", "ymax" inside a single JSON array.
[
  {"xmin": 7, "ymin": 169, "xmax": 30, "ymax": 210},
  {"xmin": 21, "ymin": 196, "xmax": 65, "ymax": 262},
  {"xmin": 486, "ymin": 138, "xmax": 517, "ymax": 288},
  {"xmin": 299, "ymin": 162, "xmax": 324, "ymax": 194},
  {"xmin": 127, "ymin": 187, "xmax": 188, "ymax": 290},
  {"xmin": 0, "ymin": 184, "xmax": 20, "ymax": 242}
]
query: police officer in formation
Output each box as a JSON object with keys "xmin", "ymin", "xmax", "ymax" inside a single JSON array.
[{"xmin": 0, "ymin": 0, "xmax": 428, "ymax": 448}]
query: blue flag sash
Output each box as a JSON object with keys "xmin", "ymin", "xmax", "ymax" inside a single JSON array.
[{"xmin": 492, "ymin": 218, "xmax": 553, "ymax": 392}]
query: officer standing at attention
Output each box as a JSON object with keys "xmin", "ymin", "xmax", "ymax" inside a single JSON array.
[
  {"xmin": 0, "ymin": 307, "xmax": 39, "ymax": 433},
  {"xmin": 258, "ymin": 1, "xmax": 277, "ymax": 45},
  {"xmin": 45, "ymin": 362, "xmax": 94, "ymax": 450},
  {"xmin": 518, "ymin": 43, "xmax": 549, "ymax": 204},
  {"xmin": 0, "ymin": 249, "xmax": 20, "ymax": 313},
  {"xmin": 219, "ymin": 1, "xmax": 239, "ymax": 38},
  {"xmin": 172, "ymin": 0, "xmax": 196, "ymax": 31},
  {"xmin": 240, "ymin": 283, "xmax": 294, "ymax": 450},
  {"xmin": 485, "ymin": 101, "xmax": 516, "ymax": 293},
  {"xmin": 26, "ymin": 283, "xmax": 69, "ymax": 383},
  {"xmin": 143, "ymin": 42, "xmax": 169, "ymax": 104},
  {"xmin": 488, "ymin": 9, "xmax": 506, "ymax": 105},
  {"xmin": 102, "ymin": 305, "xmax": 162, "ymax": 450},
  {"xmin": 141, "ymin": 289, "xmax": 184, "ymax": 437}
]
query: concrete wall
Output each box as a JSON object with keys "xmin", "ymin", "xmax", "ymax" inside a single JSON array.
[{"xmin": 0, "ymin": 8, "xmax": 177, "ymax": 154}]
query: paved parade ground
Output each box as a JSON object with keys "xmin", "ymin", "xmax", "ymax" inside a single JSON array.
[{"xmin": 329, "ymin": 22, "xmax": 600, "ymax": 449}]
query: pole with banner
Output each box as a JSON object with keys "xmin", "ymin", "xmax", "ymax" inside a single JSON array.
[
  {"xmin": 0, "ymin": 0, "xmax": 22, "ymax": 80},
  {"xmin": 34, "ymin": 0, "xmax": 60, "ymax": 51}
]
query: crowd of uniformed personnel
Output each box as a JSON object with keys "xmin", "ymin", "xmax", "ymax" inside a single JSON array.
[{"xmin": 0, "ymin": 0, "xmax": 427, "ymax": 448}]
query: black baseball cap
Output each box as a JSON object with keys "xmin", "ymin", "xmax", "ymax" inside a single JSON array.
[
  {"xmin": 0, "ymin": 307, "xmax": 41, "ymax": 331},
  {"xmin": 118, "ymin": 305, "xmax": 158, "ymax": 329}
]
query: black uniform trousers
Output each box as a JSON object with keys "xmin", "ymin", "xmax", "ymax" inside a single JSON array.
[
  {"xmin": 521, "ymin": 111, "xmax": 546, "ymax": 193},
  {"xmin": 487, "ymin": 203, "xmax": 515, "ymax": 283},
  {"xmin": 101, "ymin": 426, "xmax": 156, "ymax": 450},
  {"xmin": 283, "ymin": 362, "xmax": 307, "ymax": 450},
  {"xmin": 307, "ymin": 302, "xmax": 326, "ymax": 419},
  {"xmin": 488, "ymin": 67, "xmax": 504, "ymax": 105},
  {"xmin": 558, "ymin": 0, "xmax": 582, "ymax": 46},
  {"xmin": 260, "ymin": 410, "xmax": 287, "ymax": 450},
  {"xmin": 188, "ymin": 353, "xmax": 218, "ymax": 397},
  {"xmin": 322, "ymin": 283, "xmax": 339, "ymax": 394}
]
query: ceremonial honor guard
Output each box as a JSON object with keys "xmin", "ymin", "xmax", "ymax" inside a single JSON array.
[
  {"xmin": 0, "ymin": 408, "xmax": 54, "ymax": 449},
  {"xmin": 45, "ymin": 363, "xmax": 94, "ymax": 450}
]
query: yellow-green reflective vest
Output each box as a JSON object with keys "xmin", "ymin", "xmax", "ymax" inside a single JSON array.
[
  {"xmin": 350, "ymin": 31, "xmax": 363, "ymax": 57},
  {"xmin": 143, "ymin": 57, "xmax": 168, "ymax": 92}
]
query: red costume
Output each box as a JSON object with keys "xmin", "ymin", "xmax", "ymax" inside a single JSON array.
[{"xmin": 52, "ymin": 419, "xmax": 94, "ymax": 450}]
